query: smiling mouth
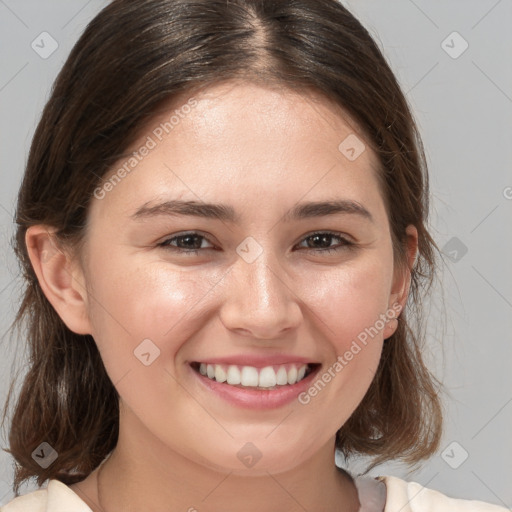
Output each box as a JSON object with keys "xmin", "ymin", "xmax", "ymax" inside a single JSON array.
[{"xmin": 190, "ymin": 362, "xmax": 319, "ymax": 390}]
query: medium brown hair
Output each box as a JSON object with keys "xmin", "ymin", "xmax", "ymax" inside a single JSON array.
[{"xmin": 2, "ymin": 0, "xmax": 443, "ymax": 495}]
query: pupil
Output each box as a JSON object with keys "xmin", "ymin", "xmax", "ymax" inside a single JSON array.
[
  {"xmin": 311, "ymin": 234, "xmax": 331, "ymax": 248},
  {"xmin": 181, "ymin": 235, "xmax": 201, "ymax": 249}
]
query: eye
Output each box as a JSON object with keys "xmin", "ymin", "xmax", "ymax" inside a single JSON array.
[
  {"xmin": 295, "ymin": 231, "xmax": 355, "ymax": 255},
  {"xmin": 157, "ymin": 230, "xmax": 355, "ymax": 256},
  {"xmin": 158, "ymin": 232, "xmax": 215, "ymax": 255}
]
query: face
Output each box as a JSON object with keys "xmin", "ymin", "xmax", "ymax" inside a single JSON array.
[{"xmin": 55, "ymin": 80, "xmax": 413, "ymax": 475}]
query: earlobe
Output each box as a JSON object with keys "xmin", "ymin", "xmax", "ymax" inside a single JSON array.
[{"xmin": 25, "ymin": 225, "xmax": 92, "ymax": 335}]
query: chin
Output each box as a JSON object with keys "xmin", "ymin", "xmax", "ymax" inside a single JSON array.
[{"xmin": 188, "ymin": 434, "xmax": 322, "ymax": 476}]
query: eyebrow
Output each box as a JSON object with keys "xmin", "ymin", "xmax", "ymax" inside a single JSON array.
[{"xmin": 130, "ymin": 199, "xmax": 374, "ymax": 224}]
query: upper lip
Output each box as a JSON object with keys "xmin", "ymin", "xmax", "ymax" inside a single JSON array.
[{"xmin": 191, "ymin": 354, "xmax": 319, "ymax": 368}]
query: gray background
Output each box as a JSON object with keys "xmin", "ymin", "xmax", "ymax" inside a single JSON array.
[{"xmin": 0, "ymin": 0, "xmax": 510, "ymax": 508}]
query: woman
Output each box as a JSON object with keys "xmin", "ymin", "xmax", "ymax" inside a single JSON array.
[{"xmin": 1, "ymin": 0, "xmax": 507, "ymax": 510}]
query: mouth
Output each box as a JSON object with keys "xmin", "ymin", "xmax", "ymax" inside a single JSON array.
[{"xmin": 190, "ymin": 361, "xmax": 319, "ymax": 391}]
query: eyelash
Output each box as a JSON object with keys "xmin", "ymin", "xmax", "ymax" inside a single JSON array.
[{"xmin": 157, "ymin": 231, "xmax": 355, "ymax": 256}]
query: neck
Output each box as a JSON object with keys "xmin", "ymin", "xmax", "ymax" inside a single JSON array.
[{"xmin": 95, "ymin": 409, "xmax": 359, "ymax": 512}]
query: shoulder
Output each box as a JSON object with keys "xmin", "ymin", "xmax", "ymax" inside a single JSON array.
[
  {"xmin": 0, "ymin": 488, "xmax": 46, "ymax": 512},
  {"xmin": 1, "ymin": 480, "xmax": 92, "ymax": 512},
  {"xmin": 380, "ymin": 475, "xmax": 508, "ymax": 512}
]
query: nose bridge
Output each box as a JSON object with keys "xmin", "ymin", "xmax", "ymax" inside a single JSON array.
[
  {"xmin": 219, "ymin": 240, "xmax": 302, "ymax": 338},
  {"xmin": 236, "ymin": 243, "xmax": 287, "ymax": 310}
]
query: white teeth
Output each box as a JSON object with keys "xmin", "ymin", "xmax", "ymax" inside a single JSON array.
[
  {"xmin": 215, "ymin": 365, "xmax": 227, "ymax": 383},
  {"xmin": 241, "ymin": 366, "xmax": 259, "ymax": 386},
  {"xmin": 259, "ymin": 366, "xmax": 277, "ymax": 388},
  {"xmin": 226, "ymin": 365, "xmax": 241, "ymax": 385},
  {"xmin": 276, "ymin": 366, "xmax": 288, "ymax": 385},
  {"xmin": 287, "ymin": 366, "xmax": 298, "ymax": 384},
  {"xmin": 198, "ymin": 363, "xmax": 311, "ymax": 388}
]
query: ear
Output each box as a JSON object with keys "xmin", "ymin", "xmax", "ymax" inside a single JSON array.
[
  {"xmin": 25, "ymin": 225, "xmax": 92, "ymax": 335},
  {"xmin": 388, "ymin": 224, "xmax": 419, "ymax": 320}
]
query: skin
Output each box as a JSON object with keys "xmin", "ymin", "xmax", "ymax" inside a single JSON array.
[{"xmin": 26, "ymin": 80, "xmax": 417, "ymax": 512}]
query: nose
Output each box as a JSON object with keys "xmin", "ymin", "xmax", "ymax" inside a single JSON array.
[{"xmin": 218, "ymin": 251, "xmax": 303, "ymax": 340}]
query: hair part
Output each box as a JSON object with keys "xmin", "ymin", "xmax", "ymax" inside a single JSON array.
[{"xmin": 2, "ymin": 0, "xmax": 442, "ymax": 495}]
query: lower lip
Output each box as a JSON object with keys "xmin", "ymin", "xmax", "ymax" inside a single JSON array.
[{"xmin": 189, "ymin": 365, "xmax": 321, "ymax": 410}]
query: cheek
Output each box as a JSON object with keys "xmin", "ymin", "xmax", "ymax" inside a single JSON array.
[
  {"xmin": 297, "ymin": 254, "xmax": 394, "ymax": 353},
  {"xmin": 290, "ymin": 259, "xmax": 391, "ymax": 429},
  {"xmin": 84, "ymin": 256, "xmax": 226, "ymax": 381},
  {"xmin": 293, "ymin": 252, "xmax": 393, "ymax": 407}
]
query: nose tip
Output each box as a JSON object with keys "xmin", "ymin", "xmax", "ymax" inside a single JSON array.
[{"xmin": 218, "ymin": 258, "xmax": 302, "ymax": 340}]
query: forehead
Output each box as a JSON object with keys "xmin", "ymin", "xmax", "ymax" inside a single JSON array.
[
  {"xmin": 88, "ymin": 80, "xmax": 385, "ymax": 226},
  {"xmin": 167, "ymin": 80, "xmax": 364, "ymax": 145}
]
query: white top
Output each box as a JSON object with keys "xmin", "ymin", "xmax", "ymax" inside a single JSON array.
[{"xmin": 0, "ymin": 475, "xmax": 507, "ymax": 511}]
